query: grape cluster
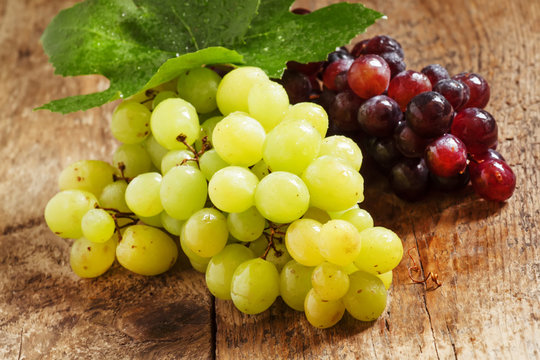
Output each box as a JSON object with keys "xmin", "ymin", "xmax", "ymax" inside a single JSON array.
[
  {"xmin": 44, "ymin": 65, "xmax": 404, "ymax": 328},
  {"xmin": 281, "ymin": 35, "xmax": 516, "ymax": 202}
]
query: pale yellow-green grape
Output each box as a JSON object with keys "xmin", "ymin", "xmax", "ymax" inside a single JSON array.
[
  {"xmin": 319, "ymin": 135, "xmax": 363, "ymax": 171},
  {"xmin": 327, "ymin": 203, "xmax": 359, "ymax": 219},
  {"xmin": 304, "ymin": 288, "xmax": 345, "ymax": 329},
  {"xmin": 125, "ymin": 172, "xmax": 163, "ymax": 217},
  {"xmin": 227, "ymin": 207, "xmax": 266, "ymax": 242},
  {"xmin": 111, "ymin": 101, "xmax": 151, "ymax": 144},
  {"xmin": 205, "ymin": 244, "xmax": 255, "ymax": 300},
  {"xmin": 280, "ymin": 260, "xmax": 314, "ymax": 311},
  {"xmin": 180, "ymin": 225, "xmax": 211, "ymax": 265},
  {"xmin": 70, "ymin": 235, "xmax": 117, "ymax": 278},
  {"xmin": 81, "ymin": 208, "xmax": 115, "ymax": 243},
  {"xmin": 160, "ymin": 212, "xmax": 185, "ymax": 236},
  {"xmin": 302, "ymin": 207, "xmax": 331, "ymax": 224},
  {"xmin": 195, "ymin": 115, "xmax": 223, "ymax": 151},
  {"xmin": 254, "ymin": 171, "xmax": 309, "ymax": 223},
  {"xmin": 208, "ymin": 166, "xmax": 258, "ymax": 213},
  {"xmin": 190, "ymin": 257, "xmax": 211, "ymax": 273},
  {"xmin": 143, "ymin": 134, "xmax": 169, "ymax": 171},
  {"xmin": 285, "ymin": 218, "xmax": 323, "ymax": 266},
  {"xmin": 343, "ymin": 262, "xmax": 360, "ymax": 275},
  {"xmin": 282, "ymin": 102, "xmax": 328, "ymax": 137},
  {"xmin": 45, "ymin": 190, "xmax": 98, "ymax": 239},
  {"xmin": 152, "ymin": 90, "xmax": 177, "ymax": 109},
  {"xmin": 113, "ymin": 143, "xmax": 152, "ymax": 178},
  {"xmin": 212, "ymin": 112, "xmax": 265, "ymax": 167},
  {"xmin": 264, "ymin": 238, "xmax": 292, "ymax": 272},
  {"xmin": 58, "ymin": 160, "xmax": 117, "ymax": 198},
  {"xmin": 247, "ymin": 80, "xmax": 289, "ymax": 131},
  {"xmin": 177, "ymin": 67, "xmax": 221, "ymax": 114},
  {"xmin": 116, "ymin": 225, "xmax": 178, "ymax": 276},
  {"xmin": 183, "ymin": 208, "xmax": 228, "ymax": 258},
  {"xmin": 377, "ymin": 271, "xmax": 393, "ymax": 290},
  {"xmin": 336, "ymin": 208, "xmax": 373, "ymax": 233},
  {"xmin": 311, "ymin": 262, "xmax": 350, "ymax": 301},
  {"xmin": 127, "ymin": 89, "xmax": 154, "ymax": 109},
  {"xmin": 318, "ymin": 220, "xmax": 362, "ymax": 266},
  {"xmin": 199, "ymin": 149, "xmax": 229, "ymax": 181},
  {"xmin": 250, "ymin": 159, "xmax": 270, "ymax": 180},
  {"xmin": 99, "ymin": 180, "xmax": 130, "ymax": 213},
  {"xmin": 161, "ymin": 149, "xmax": 197, "ymax": 174},
  {"xmin": 302, "ymin": 155, "xmax": 364, "ymax": 211},
  {"xmin": 216, "ymin": 66, "xmax": 269, "ymax": 115},
  {"xmin": 353, "ymin": 227, "xmax": 403, "ymax": 275},
  {"xmin": 343, "ymin": 271, "xmax": 387, "ymax": 321},
  {"xmin": 230, "ymin": 258, "xmax": 280, "ymax": 314},
  {"xmin": 139, "ymin": 213, "xmax": 163, "ymax": 228},
  {"xmin": 247, "ymin": 235, "xmax": 267, "ymax": 257},
  {"xmin": 160, "ymin": 165, "xmax": 207, "ymax": 220},
  {"xmin": 150, "ymin": 98, "xmax": 200, "ymax": 150},
  {"xmin": 262, "ymin": 119, "xmax": 321, "ymax": 175},
  {"xmin": 198, "ymin": 109, "xmax": 222, "ymax": 123}
]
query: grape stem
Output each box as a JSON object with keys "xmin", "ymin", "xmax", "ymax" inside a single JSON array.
[
  {"xmin": 96, "ymin": 205, "xmax": 138, "ymax": 242},
  {"xmin": 406, "ymin": 246, "xmax": 442, "ymax": 289},
  {"xmin": 113, "ymin": 162, "xmax": 133, "ymax": 183},
  {"xmin": 176, "ymin": 134, "xmax": 211, "ymax": 167},
  {"xmin": 260, "ymin": 222, "xmax": 288, "ymax": 259},
  {"xmin": 139, "ymin": 89, "xmax": 158, "ymax": 105}
]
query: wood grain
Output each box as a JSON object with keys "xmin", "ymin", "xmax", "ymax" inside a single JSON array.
[{"xmin": 1, "ymin": 0, "xmax": 539, "ymax": 359}]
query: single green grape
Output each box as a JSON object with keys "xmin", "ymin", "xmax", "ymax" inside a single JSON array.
[
  {"xmin": 216, "ymin": 66, "xmax": 269, "ymax": 115},
  {"xmin": 180, "ymin": 225, "xmax": 211, "ymax": 265},
  {"xmin": 230, "ymin": 258, "xmax": 280, "ymax": 315},
  {"xmin": 99, "ymin": 180, "xmax": 130, "ymax": 213},
  {"xmin": 160, "ymin": 165, "xmax": 207, "ymax": 220},
  {"xmin": 343, "ymin": 271, "xmax": 387, "ymax": 321},
  {"xmin": 161, "ymin": 149, "xmax": 197, "ymax": 174},
  {"xmin": 353, "ymin": 227, "xmax": 403, "ymax": 275},
  {"xmin": 182, "ymin": 208, "xmax": 228, "ymax": 258},
  {"xmin": 139, "ymin": 213, "xmax": 163, "ymax": 228},
  {"xmin": 311, "ymin": 262, "xmax": 350, "ymax": 301},
  {"xmin": 247, "ymin": 80, "xmax": 289, "ymax": 131},
  {"xmin": 285, "ymin": 218, "xmax": 323, "ymax": 266},
  {"xmin": 247, "ymin": 235, "xmax": 268, "ymax": 257},
  {"xmin": 112, "ymin": 143, "xmax": 152, "ymax": 178},
  {"xmin": 227, "ymin": 207, "xmax": 266, "ymax": 242},
  {"xmin": 336, "ymin": 207, "xmax": 373, "ymax": 233},
  {"xmin": 70, "ymin": 235, "xmax": 117, "ymax": 278},
  {"xmin": 58, "ymin": 160, "xmax": 117, "ymax": 198},
  {"xmin": 150, "ymin": 98, "xmax": 200, "ymax": 150},
  {"xmin": 377, "ymin": 270, "xmax": 393, "ymax": 290},
  {"xmin": 177, "ymin": 67, "xmax": 222, "ymax": 114},
  {"xmin": 327, "ymin": 203, "xmax": 359, "ymax": 219},
  {"xmin": 317, "ymin": 220, "xmax": 362, "ymax": 266},
  {"xmin": 302, "ymin": 207, "xmax": 331, "ymax": 224},
  {"xmin": 208, "ymin": 166, "xmax": 258, "ymax": 213},
  {"xmin": 152, "ymin": 90, "xmax": 177, "ymax": 109},
  {"xmin": 282, "ymin": 102, "xmax": 328, "ymax": 138},
  {"xmin": 199, "ymin": 149, "xmax": 229, "ymax": 181},
  {"xmin": 81, "ymin": 208, "xmax": 115, "ymax": 243},
  {"xmin": 45, "ymin": 190, "xmax": 98, "ymax": 239},
  {"xmin": 116, "ymin": 225, "xmax": 178, "ymax": 276},
  {"xmin": 143, "ymin": 134, "xmax": 169, "ymax": 171},
  {"xmin": 160, "ymin": 212, "xmax": 185, "ymax": 236},
  {"xmin": 280, "ymin": 260, "xmax": 314, "ymax": 312},
  {"xmin": 125, "ymin": 172, "xmax": 163, "ymax": 217},
  {"xmin": 304, "ymin": 288, "xmax": 345, "ymax": 329},
  {"xmin": 190, "ymin": 257, "xmax": 211, "ymax": 273},
  {"xmin": 111, "ymin": 101, "xmax": 151, "ymax": 144},
  {"xmin": 264, "ymin": 238, "xmax": 292, "ymax": 272},
  {"xmin": 250, "ymin": 159, "xmax": 270, "ymax": 180},
  {"xmin": 319, "ymin": 135, "xmax": 363, "ymax": 171},
  {"xmin": 195, "ymin": 115, "xmax": 223, "ymax": 151}
]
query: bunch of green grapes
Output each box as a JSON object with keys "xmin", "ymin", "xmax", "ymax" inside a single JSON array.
[{"xmin": 44, "ymin": 65, "xmax": 403, "ymax": 328}]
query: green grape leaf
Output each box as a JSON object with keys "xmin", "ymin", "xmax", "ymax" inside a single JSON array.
[{"xmin": 38, "ymin": 0, "xmax": 382, "ymax": 113}]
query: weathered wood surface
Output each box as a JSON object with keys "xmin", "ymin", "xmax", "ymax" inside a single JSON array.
[{"xmin": 0, "ymin": 0, "xmax": 538, "ymax": 359}]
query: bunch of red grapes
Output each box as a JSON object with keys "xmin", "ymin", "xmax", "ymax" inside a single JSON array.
[{"xmin": 280, "ymin": 35, "xmax": 516, "ymax": 202}]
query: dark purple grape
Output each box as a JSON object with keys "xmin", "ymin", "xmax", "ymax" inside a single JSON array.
[
  {"xmin": 405, "ymin": 91, "xmax": 454, "ymax": 138},
  {"xmin": 430, "ymin": 169, "xmax": 470, "ymax": 191},
  {"xmin": 421, "ymin": 64, "xmax": 450, "ymax": 86},
  {"xmin": 327, "ymin": 47, "xmax": 353, "ymax": 64},
  {"xmin": 281, "ymin": 69, "xmax": 312, "ymax": 104},
  {"xmin": 390, "ymin": 158, "xmax": 430, "ymax": 201},
  {"xmin": 351, "ymin": 39, "xmax": 371, "ymax": 58},
  {"xmin": 286, "ymin": 61, "xmax": 323, "ymax": 77},
  {"xmin": 424, "ymin": 134, "xmax": 468, "ymax": 177},
  {"xmin": 452, "ymin": 72, "xmax": 490, "ymax": 109},
  {"xmin": 469, "ymin": 158, "xmax": 516, "ymax": 201},
  {"xmin": 364, "ymin": 35, "xmax": 404, "ymax": 59},
  {"xmin": 379, "ymin": 52, "xmax": 407, "ymax": 78},
  {"xmin": 394, "ymin": 121, "xmax": 433, "ymax": 158},
  {"xmin": 433, "ymin": 79, "xmax": 470, "ymax": 111},
  {"xmin": 387, "ymin": 70, "xmax": 432, "ymax": 111},
  {"xmin": 451, "ymin": 108, "xmax": 498, "ymax": 155},
  {"xmin": 366, "ymin": 136, "xmax": 402, "ymax": 170},
  {"xmin": 357, "ymin": 95, "xmax": 402, "ymax": 137},
  {"xmin": 315, "ymin": 88, "xmax": 336, "ymax": 112},
  {"xmin": 328, "ymin": 90, "xmax": 363, "ymax": 132}
]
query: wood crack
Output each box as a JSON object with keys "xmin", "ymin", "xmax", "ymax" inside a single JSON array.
[
  {"xmin": 446, "ymin": 323, "xmax": 458, "ymax": 360},
  {"xmin": 17, "ymin": 328, "xmax": 23, "ymax": 360},
  {"xmin": 2, "ymin": 217, "xmax": 43, "ymax": 236}
]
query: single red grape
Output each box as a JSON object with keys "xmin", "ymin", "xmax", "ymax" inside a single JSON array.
[
  {"xmin": 364, "ymin": 35, "xmax": 404, "ymax": 59},
  {"xmin": 323, "ymin": 59, "xmax": 353, "ymax": 91},
  {"xmin": 469, "ymin": 158, "xmax": 516, "ymax": 201},
  {"xmin": 390, "ymin": 158, "xmax": 430, "ymax": 201},
  {"xmin": 387, "ymin": 70, "xmax": 432, "ymax": 111},
  {"xmin": 328, "ymin": 90, "xmax": 363, "ymax": 132},
  {"xmin": 405, "ymin": 91, "xmax": 454, "ymax": 138},
  {"xmin": 421, "ymin": 64, "xmax": 450, "ymax": 86},
  {"xmin": 433, "ymin": 79, "xmax": 470, "ymax": 111},
  {"xmin": 424, "ymin": 134, "xmax": 468, "ymax": 177},
  {"xmin": 451, "ymin": 108, "xmax": 498, "ymax": 155},
  {"xmin": 357, "ymin": 95, "xmax": 402, "ymax": 137},
  {"xmin": 452, "ymin": 72, "xmax": 490, "ymax": 109},
  {"xmin": 394, "ymin": 121, "xmax": 433, "ymax": 158},
  {"xmin": 347, "ymin": 55, "xmax": 391, "ymax": 99}
]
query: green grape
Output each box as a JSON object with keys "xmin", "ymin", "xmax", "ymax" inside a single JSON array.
[
  {"xmin": 212, "ymin": 112, "xmax": 266, "ymax": 167},
  {"xmin": 190, "ymin": 257, "xmax": 211, "ymax": 273},
  {"xmin": 70, "ymin": 235, "xmax": 117, "ymax": 278},
  {"xmin": 327, "ymin": 203, "xmax": 359, "ymax": 219},
  {"xmin": 150, "ymin": 98, "xmax": 200, "ymax": 150},
  {"xmin": 139, "ymin": 213, "xmax": 163, "ymax": 228},
  {"xmin": 58, "ymin": 160, "xmax": 117, "ymax": 197},
  {"xmin": 155, "ymin": 78, "xmax": 178, "ymax": 93},
  {"xmin": 125, "ymin": 172, "xmax": 163, "ymax": 217},
  {"xmin": 216, "ymin": 66, "xmax": 269, "ymax": 115},
  {"xmin": 180, "ymin": 226, "xmax": 211, "ymax": 264},
  {"xmin": 152, "ymin": 90, "xmax": 177, "ymax": 109},
  {"xmin": 280, "ymin": 260, "xmax": 314, "ymax": 311},
  {"xmin": 377, "ymin": 270, "xmax": 393, "ymax": 290},
  {"xmin": 199, "ymin": 149, "xmax": 229, "ymax": 180},
  {"xmin": 205, "ymin": 244, "xmax": 255, "ymax": 300},
  {"xmin": 177, "ymin": 67, "xmax": 221, "ymax": 114},
  {"xmin": 45, "ymin": 190, "xmax": 98, "ymax": 239},
  {"xmin": 353, "ymin": 227, "xmax": 403, "ymax": 275},
  {"xmin": 311, "ymin": 262, "xmax": 350, "ymax": 301},
  {"xmin": 247, "ymin": 235, "xmax": 268, "ymax": 257},
  {"xmin": 116, "ymin": 225, "xmax": 178, "ymax": 276},
  {"xmin": 336, "ymin": 208, "xmax": 373, "ymax": 233},
  {"xmin": 183, "ymin": 208, "xmax": 228, "ymax": 258},
  {"xmin": 127, "ymin": 89, "xmax": 155, "ymax": 109},
  {"xmin": 264, "ymin": 238, "xmax": 292, "ymax": 272},
  {"xmin": 143, "ymin": 134, "xmax": 169, "ymax": 171},
  {"xmin": 99, "ymin": 180, "xmax": 130, "ymax": 213},
  {"xmin": 254, "ymin": 171, "xmax": 309, "ymax": 224},
  {"xmin": 247, "ymin": 80, "xmax": 289, "ymax": 131},
  {"xmin": 319, "ymin": 135, "xmax": 363, "ymax": 171},
  {"xmin": 285, "ymin": 219, "xmax": 323, "ymax": 266},
  {"xmin": 81, "ymin": 208, "xmax": 115, "ymax": 243},
  {"xmin": 111, "ymin": 101, "xmax": 151, "ymax": 144},
  {"xmin": 302, "ymin": 155, "xmax": 364, "ymax": 212},
  {"xmin": 113, "ymin": 143, "xmax": 152, "ymax": 178},
  {"xmin": 230, "ymin": 258, "xmax": 280, "ymax": 314},
  {"xmin": 227, "ymin": 207, "xmax": 265, "ymax": 242},
  {"xmin": 195, "ymin": 115, "xmax": 223, "ymax": 151},
  {"xmin": 282, "ymin": 102, "xmax": 328, "ymax": 138},
  {"xmin": 160, "ymin": 212, "xmax": 185, "ymax": 236},
  {"xmin": 160, "ymin": 166, "xmax": 207, "ymax": 220},
  {"xmin": 263, "ymin": 119, "xmax": 321, "ymax": 175},
  {"xmin": 343, "ymin": 271, "xmax": 387, "ymax": 321},
  {"xmin": 208, "ymin": 166, "xmax": 258, "ymax": 213},
  {"xmin": 302, "ymin": 207, "xmax": 331, "ymax": 224},
  {"xmin": 304, "ymin": 288, "xmax": 345, "ymax": 329},
  {"xmin": 318, "ymin": 220, "xmax": 362, "ymax": 266},
  {"xmin": 343, "ymin": 262, "xmax": 360, "ymax": 275},
  {"xmin": 161, "ymin": 149, "xmax": 197, "ymax": 174},
  {"xmin": 250, "ymin": 159, "xmax": 270, "ymax": 180}
]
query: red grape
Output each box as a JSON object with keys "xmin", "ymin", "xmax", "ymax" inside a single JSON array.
[
  {"xmin": 452, "ymin": 72, "xmax": 490, "ymax": 109},
  {"xmin": 323, "ymin": 59, "xmax": 353, "ymax": 91},
  {"xmin": 387, "ymin": 70, "xmax": 432, "ymax": 111},
  {"xmin": 347, "ymin": 55, "xmax": 391, "ymax": 99},
  {"xmin": 357, "ymin": 95, "xmax": 402, "ymax": 137},
  {"xmin": 469, "ymin": 158, "xmax": 516, "ymax": 201},
  {"xmin": 405, "ymin": 91, "xmax": 454, "ymax": 138},
  {"xmin": 451, "ymin": 108, "xmax": 498, "ymax": 155},
  {"xmin": 424, "ymin": 134, "xmax": 468, "ymax": 177},
  {"xmin": 394, "ymin": 121, "xmax": 433, "ymax": 158},
  {"xmin": 421, "ymin": 64, "xmax": 450, "ymax": 86}
]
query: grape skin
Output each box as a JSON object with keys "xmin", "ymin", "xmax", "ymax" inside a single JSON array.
[
  {"xmin": 70, "ymin": 236, "xmax": 117, "ymax": 278},
  {"xmin": 45, "ymin": 190, "xmax": 98, "ymax": 239}
]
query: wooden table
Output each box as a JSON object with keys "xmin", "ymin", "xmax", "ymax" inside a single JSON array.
[{"xmin": 1, "ymin": 0, "xmax": 538, "ymax": 358}]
